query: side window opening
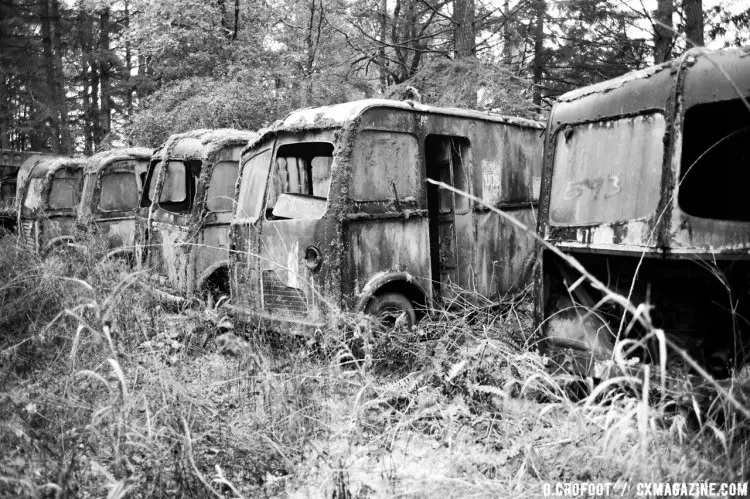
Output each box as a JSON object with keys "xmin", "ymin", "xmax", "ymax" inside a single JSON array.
[
  {"xmin": 48, "ymin": 168, "xmax": 83, "ymax": 210},
  {"xmin": 267, "ymin": 142, "xmax": 333, "ymax": 220},
  {"xmin": 679, "ymin": 97, "xmax": 750, "ymax": 222},
  {"xmin": 425, "ymin": 135, "xmax": 471, "ymax": 214},
  {"xmin": 206, "ymin": 161, "xmax": 238, "ymax": 213},
  {"xmin": 158, "ymin": 159, "xmax": 201, "ymax": 214}
]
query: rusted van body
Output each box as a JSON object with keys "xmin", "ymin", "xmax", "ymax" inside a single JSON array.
[
  {"xmin": 17, "ymin": 156, "xmax": 86, "ymax": 254},
  {"xmin": 75, "ymin": 148, "xmax": 152, "ymax": 256},
  {"xmin": 134, "ymin": 129, "xmax": 257, "ymax": 299},
  {"xmin": 228, "ymin": 99, "xmax": 543, "ymax": 329},
  {"xmin": 0, "ymin": 150, "xmax": 47, "ymax": 233},
  {"xmin": 535, "ymin": 47, "xmax": 750, "ymax": 379}
]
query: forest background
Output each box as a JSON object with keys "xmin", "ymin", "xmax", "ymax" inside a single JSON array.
[{"xmin": 1, "ymin": 0, "xmax": 749, "ymax": 154}]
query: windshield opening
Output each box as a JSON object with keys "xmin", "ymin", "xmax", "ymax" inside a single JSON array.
[
  {"xmin": 678, "ymin": 97, "xmax": 750, "ymax": 222},
  {"xmin": 141, "ymin": 160, "xmax": 161, "ymax": 207},
  {"xmin": 1, "ymin": 180, "xmax": 15, "ymax": 208},
  {"xmin": 23, "ymin": 178, "xmax": 45, "ymax": 210},
  {"xmin": 206, "ymin": 161, "xmax": 238, "ymax": 213},
  {"xmin": 549, "ymin": 113, "xmax": 665, "ymax": 226},
  {"xmin": 267, "ymin": 142, "xmax": 333, "ymax": 220},
  {"xmin": 236, "ymin": 149, "xmax": 272, "ymax": 222},
  {"xmin": 48, "ymin": 169, "xmax": 83, "ymax": 210},
  {"xmin": 99, "ymin": 172, "xmax": 139, "ymax": 212}
]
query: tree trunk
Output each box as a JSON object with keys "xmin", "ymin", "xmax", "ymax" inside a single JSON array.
[
  {"xmin": 653, "ymin": 0, "xmax": 674, "ymax": 63},
  {"xmin": 378, "ymin": 0, "xmax": 388, "ymax": 91},
  {"xmin": 453, "ymin": 0, "xmax": 475, "ymax": 59},
  {"xmin": 124, "ymin": 0, "xmax": 133, "ymax": 118},
  {"xmin": 232, "ymin": 0, "xmax": 240, "ymax": 40},
  {"xmin": 79, "ymin": 9, "xmax": 93, "ymax": 154},
  {"xmin": 39, "ymin": 0, "xmax": 60, "ymax": 153},
  {"xmin": 682, "ymin": 0, "xmax": 703, "ymax": 47},
  {"xmin": 502, "ymin": 0, "xmax": 512, "ymax": 66},
  {"xmin": 0, "ymin": 18, "xmax": 9, "ymax": 149},
  {"xmin": 50, "ymin": 0, "xmax": 71, "ymax": 154},
  {"xmin": 532, "ymin": 0, "xmax": 546, "ymax": 107},
  {"xmin": 99, "ymin": 8, "xmax": 111, "ymax": 142}
]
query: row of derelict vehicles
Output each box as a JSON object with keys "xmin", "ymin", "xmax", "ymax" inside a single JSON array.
[{"xmin": 4, "ymin": 47, "xmax": 750, "ymax": 384}]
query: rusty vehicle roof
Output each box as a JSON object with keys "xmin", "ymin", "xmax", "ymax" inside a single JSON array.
[
  {"xmin": 83, "ymin": 147, "xmax": 153, "ymax": 175},
  {"xmin": 551, "ymin": 46, "xmax": 750, "ymax": 127},
  {"xmin": 156, "ymin": 129, "xmax": 258, "ymax": 160},
  {"xmin": 21, "ymin": 155, "xmax": 85, "ymax": 179},
  {"xmin": 247, "ymin": 99, "xmax": 544, "ymax": 150}
]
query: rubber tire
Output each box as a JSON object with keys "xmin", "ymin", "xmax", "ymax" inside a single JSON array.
[{"xmin": 364, "ymin": 292, "xmax": 417, "ymax": 329}]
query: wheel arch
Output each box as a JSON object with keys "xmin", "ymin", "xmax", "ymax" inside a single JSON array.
[
  {"xmin": 197, "ymin": 260, "xmax": 231, "ymax": 293},
  {"xmin": 354, "ymin": 271, "xmax": 431, "ymax": 316}
]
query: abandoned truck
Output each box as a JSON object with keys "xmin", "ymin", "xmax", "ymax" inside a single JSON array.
[
  {"xmin": 227, "ymin": 99, "xmax": 543, "ymax": 329},
  {"xmin": 134, "ymin": 129, "xmax": 257, "ymax": 300},
  {"xmin": 17, "ymin": 155, "xmax": 86, "ymax": 255},
  {"xmin": 74, "ymin": 148, "xmax": 152, "ymax": 258},
  {"xmin": 0, "ymin": 150, "xmax": 48, "ymax": 233},
  {"xmin": 535, "ymin": 47, "xmax": 750, "ymax": 379}
]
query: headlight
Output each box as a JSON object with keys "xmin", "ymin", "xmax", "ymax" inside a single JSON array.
[{"xmin": 304, "ymin": 246, "xmax": 322, "ymax": 270}]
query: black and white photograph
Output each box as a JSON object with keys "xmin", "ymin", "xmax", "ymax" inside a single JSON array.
[{"xmin": 1, "ymin": 0, "xmax": 749, "ymax": 496}]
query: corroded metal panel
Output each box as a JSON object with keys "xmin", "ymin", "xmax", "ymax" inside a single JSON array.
[
  {"xmin": 474, "ymin": 208, "xmax": 537, "ymax": 296},
  {"xmin": 258, "ymin": 218, "xmax": 333, "ymax": 322},
  {"xmin": 550, "ymin": 114, "xmax": 666, "ymax": 227},
  {"xmin": 345, "ymin": 217, "xmax": 431, "ymax": 299}
]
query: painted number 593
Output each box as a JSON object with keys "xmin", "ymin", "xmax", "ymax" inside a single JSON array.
[{"xmin": 562, "ymin": 175, "xmax": 621, "ymax": 201}]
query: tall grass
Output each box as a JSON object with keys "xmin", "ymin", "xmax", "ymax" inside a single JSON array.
[{"xmin": 0, "ymin": 233, "xmax": 748, "ymax": 497}]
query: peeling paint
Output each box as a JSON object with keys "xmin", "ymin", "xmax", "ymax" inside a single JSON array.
[
  {"xmin": 537, "ymin": 47, "xmax": 750, "ymax": 379},
  {"xmin": 230, "ymin": 99, "xmax": 544, "ymax": 330}
]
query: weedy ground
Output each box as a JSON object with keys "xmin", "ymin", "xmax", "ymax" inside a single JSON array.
[{"xmin": 0, "ymin": 234, "xmax": 749, "ymax": 498}]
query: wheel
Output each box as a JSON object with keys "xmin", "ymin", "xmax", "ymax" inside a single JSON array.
[
  {"xmin": 364, "ymin": 292, "xmax": 416, "ymax": 330},
  {"xmin": 202, "ymin": 268, "xmax": 230, "ymax": 306}
]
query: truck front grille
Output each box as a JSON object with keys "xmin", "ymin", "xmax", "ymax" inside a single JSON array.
[{"xmin": 261, "ymin": 270, "xmax": 308, "ymax": 317}]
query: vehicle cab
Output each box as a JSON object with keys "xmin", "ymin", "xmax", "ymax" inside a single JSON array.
[
  {"xmin": 135, "ymin": 129, "xmax": 257, "ymax": 300},
  {"xmin": 75, "ymin": 147, "xmax": 152, "ymax": 257},
  {"xmin": 228, "ymin": 99, "xmax": 544, "ymax": 330},
  {"xmin": 16, "ymin": 156, "xmax": 85, "ymax": 255},
  {"xmin": 536, "ymin": 47, "xmax": 750, "ymax": 379},
  {"xmin": 0, "ymin": 150, "xmax": 48, "ymax": 233}
]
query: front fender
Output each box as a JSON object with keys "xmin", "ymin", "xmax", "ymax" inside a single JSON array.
[
  {"xmin": 42, "ymin": 235, "xmax": 79, "ymax": 256},
  {"xmin": 353, "ymin": 271, "xmax": 431, "ymax": 313}
]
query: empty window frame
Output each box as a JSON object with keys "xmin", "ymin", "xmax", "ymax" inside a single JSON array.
[
  {"xmin": 678, "ymin": 97, "xmax": 750, "ymax": 222},
  {"xmin": 266, "ymin": 142, "xmax": 333, "ymax": 220},
  {"xmin": 158, "ymin": 160, "xmax": 201, "ymax": 214},
  {"xmin": 237, "ymin": 149, "xmax": 272, "ymax": 222}
]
